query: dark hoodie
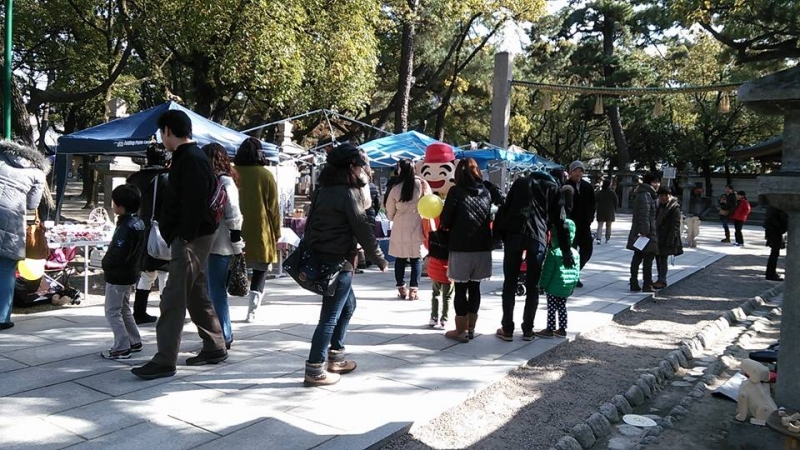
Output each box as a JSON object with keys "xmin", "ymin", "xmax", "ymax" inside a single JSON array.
[{"xmin": 440, "ymin": 177, "xmax": 493, "ymax": 252}]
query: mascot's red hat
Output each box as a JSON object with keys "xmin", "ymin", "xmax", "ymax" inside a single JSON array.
[{"xmin": 424, "ymin": 143, "xmax": 455, "ymax": 163}]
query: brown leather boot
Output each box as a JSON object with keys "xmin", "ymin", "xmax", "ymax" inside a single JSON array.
[
  {"xmin": 304, "ymin": 361, "xmax": 341, "ymax": 387},
  {"xmin": 445, "ymin": 316, "xmax": 469, "ymax": 343},
  {"xmin": 327, "ymin": 349, "xmax": 357, "ymax": 374},
  {"xmin": 467, "ymin": 313, "xmax": 478, "ymax": 340},
  {"xmin": 397, "ymin": 285, "xmax": 408, "ymax": 299}
]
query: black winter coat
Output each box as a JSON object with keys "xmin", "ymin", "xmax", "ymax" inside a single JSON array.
[
  {"xmin": 656, "ymin": 197, "xmax": 683, "ymax": 257},
  {"xmin": 102, "ymin": 213, "xmax": 145, "ymax": 285},
  {"xmin": 159, "ymin": 143, "xmax": 218, "ymax": 244},
  {"xmin": 764, "ymin": 206, "xmax": 788, "ymax": 248},
  {"xmin": 566, "ymin": 178, "xmax": 596, "ymax": 229},
  {"xmin": 440, "ymin": 179, "xmax": 493, "ymax": 252},
  {"xmin": 494, "ymin": 172, "xmax": 570, "ymax": 255},
  {"xmin": 304, "ymin": 184, "xmax": 388, "ymax": 272}
]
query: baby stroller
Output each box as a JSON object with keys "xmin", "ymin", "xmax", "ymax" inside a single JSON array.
[
  {"xmin": 516, "ymin": 250, "xmax": 527, "ymax": 297},
  {"xmin": 45, "ymin": 247, "xmax": 82, "ymax": 305},
  {"xmin": 15, "ymin": 247, "xmax": 82, "ymax": 307}
]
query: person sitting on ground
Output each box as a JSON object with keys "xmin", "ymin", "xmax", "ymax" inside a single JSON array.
[
  {"xmin": 653, "ymin": 186, "xmax": 683, "ymax": 289},
  {"xmin": 101, "ymin": 184, "xmax": 146, "ymax": 359},
  {"xmin": 535, "ymin": 219, "xmax": 580, "ymax": 339}
]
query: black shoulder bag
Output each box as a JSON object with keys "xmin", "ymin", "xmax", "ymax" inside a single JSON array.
[{"xmin": 282, "ymin": 188, "xmax": 345, "ymax": 297}]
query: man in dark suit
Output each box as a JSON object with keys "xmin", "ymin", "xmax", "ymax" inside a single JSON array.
[{"xmin": 565, "ymin": 161, "xmax": 596, "ymax": 288}]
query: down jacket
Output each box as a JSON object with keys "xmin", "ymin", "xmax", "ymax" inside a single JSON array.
[
  {"xmin": 386, "ymin": 177, "xmax": 430, "ymax": 259},
  {"xmin": 539, "ymin": 219, "xmax": 581, "ymax": 298},
  {"xmin": 730, "ymin": 198, "xmax": 751, "ymax": 222},
  {"xmin": 440, "ymin": 178, "xmax": 493, "ymax": 253},
  {"xmin": 0, "ymin": 141, "xmax": 49, "ymax": 261},
  {"xmin": 627, "ymin": 183, "xmax": 658, "ymax": 253}
]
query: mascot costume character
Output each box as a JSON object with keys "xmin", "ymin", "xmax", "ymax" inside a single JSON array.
[{"xmin": 418, "ymin": 143, "xmax": 459, "ymax": 332}]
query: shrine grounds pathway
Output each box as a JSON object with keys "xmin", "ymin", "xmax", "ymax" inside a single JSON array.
[{"xmin": 0, "ymin": 211, "xmax": 775, "ymax": 450}]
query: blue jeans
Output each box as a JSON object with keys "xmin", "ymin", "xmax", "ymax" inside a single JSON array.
[
  {"xmin": 207, "ymin": 254, "xmax": 233, "ymax": 345},
  {"xmin": 0, "ymin": 257, "xmax": 16, "ymax": 324},
  {"xmin": 394, "ymin": 257, "xmax": 421, "ymax": 287},
  {"xmin": 308, "ymin": 271, "xmax": 355, "ymax": 364}
]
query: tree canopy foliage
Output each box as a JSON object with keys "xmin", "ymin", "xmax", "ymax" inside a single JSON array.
[{"xmin": 0, "ymin": 0, "xmax": 792, "ymax": 173}]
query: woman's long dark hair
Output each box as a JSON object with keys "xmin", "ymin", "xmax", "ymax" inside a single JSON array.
[
  {"xmin": 317, "ymin": 164, "xmax": 365, "ymax": 189},
  {"xmin": 396, "ymin": 159, "xmax": 416, "ymax": 202},
  {"xmin": 233, "ymin": 137, "xmax": 265, "ymax": 166},
  {"xmin": 454, "ymin": 158, "xmax": 482, "ymax": 186},
  {"xmin": 202, "ymin": 143, "xmax": 240, "ymax": 187}
]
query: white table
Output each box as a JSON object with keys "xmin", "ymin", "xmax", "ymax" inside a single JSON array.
[{"xmin": 48, "ymin": 240, "xmax": 110, "ymax": 297}]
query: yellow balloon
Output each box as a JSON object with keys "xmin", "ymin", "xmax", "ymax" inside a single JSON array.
[
  {"xmin": 18, "ymin": 258, "xmax": 46, "ymax": 281},
  {"xmin": 418, "ymin": 194, "xmax": 444, "ymax": 219}
]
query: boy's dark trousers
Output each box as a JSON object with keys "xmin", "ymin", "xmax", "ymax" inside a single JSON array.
[{"xmin": 734, "ymin": 220, "xmax": 745, "ymax": 245}]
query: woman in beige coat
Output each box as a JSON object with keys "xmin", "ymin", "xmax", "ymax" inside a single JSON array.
[{"xmin": 386, "ymin": 159, "xmax": 431, "ymax": 300}]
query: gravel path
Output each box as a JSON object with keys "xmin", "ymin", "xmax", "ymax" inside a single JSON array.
[{"xmin": 382, "ymin": 253, "xmax": 779, "ymax": 449}]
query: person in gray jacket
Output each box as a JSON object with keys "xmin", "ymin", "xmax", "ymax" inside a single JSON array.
[
  {"xmin": 626, "ymin": 172, "xmax": 660, "ymax": 292},
  {"xmin": 0, "ymin": 140, "xmax": 50, "ymax": 330}
]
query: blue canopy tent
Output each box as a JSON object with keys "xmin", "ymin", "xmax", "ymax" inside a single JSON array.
[
  {"xmin": 53, "ymin": 101, "xmax": 278, "ymax": 220},
  {"xmin": 454, "ymin": 147, "xmax": 561, "ymax": 171},
  {"xmin": 359, "ymin": 131, "xmax": 457, "ymax": 168}
]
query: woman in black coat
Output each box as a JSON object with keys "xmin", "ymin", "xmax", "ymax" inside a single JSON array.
[
  {"xmin": 439, "ymin": 158, "xmax": 493, "ymax": 343},
  {"xmin": 654, "ymin": 187, "xmax": 683, "ymax": 289}
]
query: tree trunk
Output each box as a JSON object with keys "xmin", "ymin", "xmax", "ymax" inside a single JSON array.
[
  {"xmin": 0, "ymin": 66, "xmax": 35, "ymax": 144},
  {"xmin": 83, "ymin": 156, "xmax": 100, "ymax": 209},
  {"xmin": 602, "ymin": 17, "xmax": 630, "ymax": 168},
  {"xmin": 395, "ymin": 9, "xmax": 417, "ymax": 134}
]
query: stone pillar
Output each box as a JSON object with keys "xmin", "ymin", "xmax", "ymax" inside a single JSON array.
[
  {"xmin": 489, "ymin": 52, "xmax": 513, "ymax": 148},
  {"xmin": 739, "ymin": 67, "xmax": 800, "ymax": 410},
  {"xmin": 94, "ymin": 157, "xmax": 140, "ymax": 219}
]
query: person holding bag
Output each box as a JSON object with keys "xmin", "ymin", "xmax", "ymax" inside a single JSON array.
[
  {"xmin": 127, "ymin": 144, "xmax": 171, "ymax": 324},
  {"xmin": 0, "ymin": 140, "xmax": 50, "ymax": 331},
  {"xmin": 202, "ymin": 143, "xmax": 244, "ymax": 350},
  {"xmin": 302, "ymin": 144, "xmax": 388, "ymax": 387}
]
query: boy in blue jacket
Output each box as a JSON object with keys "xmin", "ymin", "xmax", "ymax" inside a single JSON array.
[
  {"xmin": 535, "ymin": 219, "xmax": 580, "ymax": 339},
  {"xmin": 101, "ymin": 184, "xmax": 146, "ymax": 359}
]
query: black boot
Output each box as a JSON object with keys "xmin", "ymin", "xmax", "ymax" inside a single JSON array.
[
  {"xmin": 629, "ymin": 278, "xmax": 641, "ymax": 292},
  {"xmin": 133, "ymin": 289, "xmax": 157, "ymax": 325}
]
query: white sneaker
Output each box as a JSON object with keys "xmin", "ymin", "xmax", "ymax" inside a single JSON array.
[{"xmin": 429, "ymin": 317, "xmax": 438, "ymax": 328}]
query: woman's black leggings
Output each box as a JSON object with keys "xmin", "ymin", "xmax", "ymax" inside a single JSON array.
[
  {"xmin": 454, "ymin": 281, "xmax": 481, "ymax": 316},
  {"xmin": 250, "ymin": 269, "xmax": 268, "ymax": 292}
]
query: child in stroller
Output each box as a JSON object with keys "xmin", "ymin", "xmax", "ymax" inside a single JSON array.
[{"xmin": 14, "ymin": 247, "xmax": 82, "ymax": 307}]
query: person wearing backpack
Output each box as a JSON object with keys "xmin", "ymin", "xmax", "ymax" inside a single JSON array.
[
  {"xmin": 132, "ymin": 110, "xmax": 226, "ymax": 380},
  {"xmin": 493, "ymin": 170, "xmax": 573, "ymax": 342},
  {"xmin": 234, "ymin": 137, "xmax": 281, "ymax": 322},
  {"xmin": 126, "ymin": 143, "xmax": 170, "ymax": 324}
]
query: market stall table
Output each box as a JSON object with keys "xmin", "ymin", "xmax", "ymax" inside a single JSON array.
[{"xmin": 47, "ymin": 240, "xmax": 111, "ymax": 297}]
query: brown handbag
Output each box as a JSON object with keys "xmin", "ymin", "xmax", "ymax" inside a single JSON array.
[{"xmin": 26, "ymin": 210, "xmax": 50, "ymax": 260}]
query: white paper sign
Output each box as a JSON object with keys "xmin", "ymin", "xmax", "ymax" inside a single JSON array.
[{"xmin": 633, "ymin": 236, "xmax": 650, "ymax": 251}]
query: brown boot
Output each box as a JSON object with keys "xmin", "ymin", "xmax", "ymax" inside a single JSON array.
[
  {"xmin": 408, "ymin": 287, "xmax": 419, "ymax": 300},
  {"xmin": 397, "ymin": 285, "xmax": 408, "ymax": 299},
  {"xmin": 327, "ymin": 349, "xmax": 357, "ymax": 374},
  {"xmin": 304, "ymin": 361, "xmax": 341, "ymax": 387},
  {"xmin": 467, "ymin": 313, "xmax": 478, "ymax": 340},
  {"xmin": 445, "ymin": 316, "xmax": 469, "ymax": 343}
]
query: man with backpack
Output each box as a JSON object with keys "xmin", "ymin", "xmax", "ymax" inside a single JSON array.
[
  {"xmin": 493, "ymin": 170, "xmax": 574, "ymax": 341},
  {"xmin": 132, "ymin": 110, "xmax": 227, "ymax": 380}
]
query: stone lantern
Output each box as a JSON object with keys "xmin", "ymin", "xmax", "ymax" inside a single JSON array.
[{"xmin": 739, "ymin": 66, "xmax": 800, "ymax": 410}]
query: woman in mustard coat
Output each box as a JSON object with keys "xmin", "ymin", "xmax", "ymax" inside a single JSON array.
[{"xmin": 234, "ymin": 137, "xmax": 280, "ymax": 322}]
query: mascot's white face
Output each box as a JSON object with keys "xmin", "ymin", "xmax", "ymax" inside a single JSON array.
[{"xmin": 418, "ymin": 159, "xmax": 458, "ymax": 197}]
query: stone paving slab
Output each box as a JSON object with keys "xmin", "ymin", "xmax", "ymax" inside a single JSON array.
[{"xmin": 0, "ymin": 215, "xmax": 769, "ymax": 449}]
